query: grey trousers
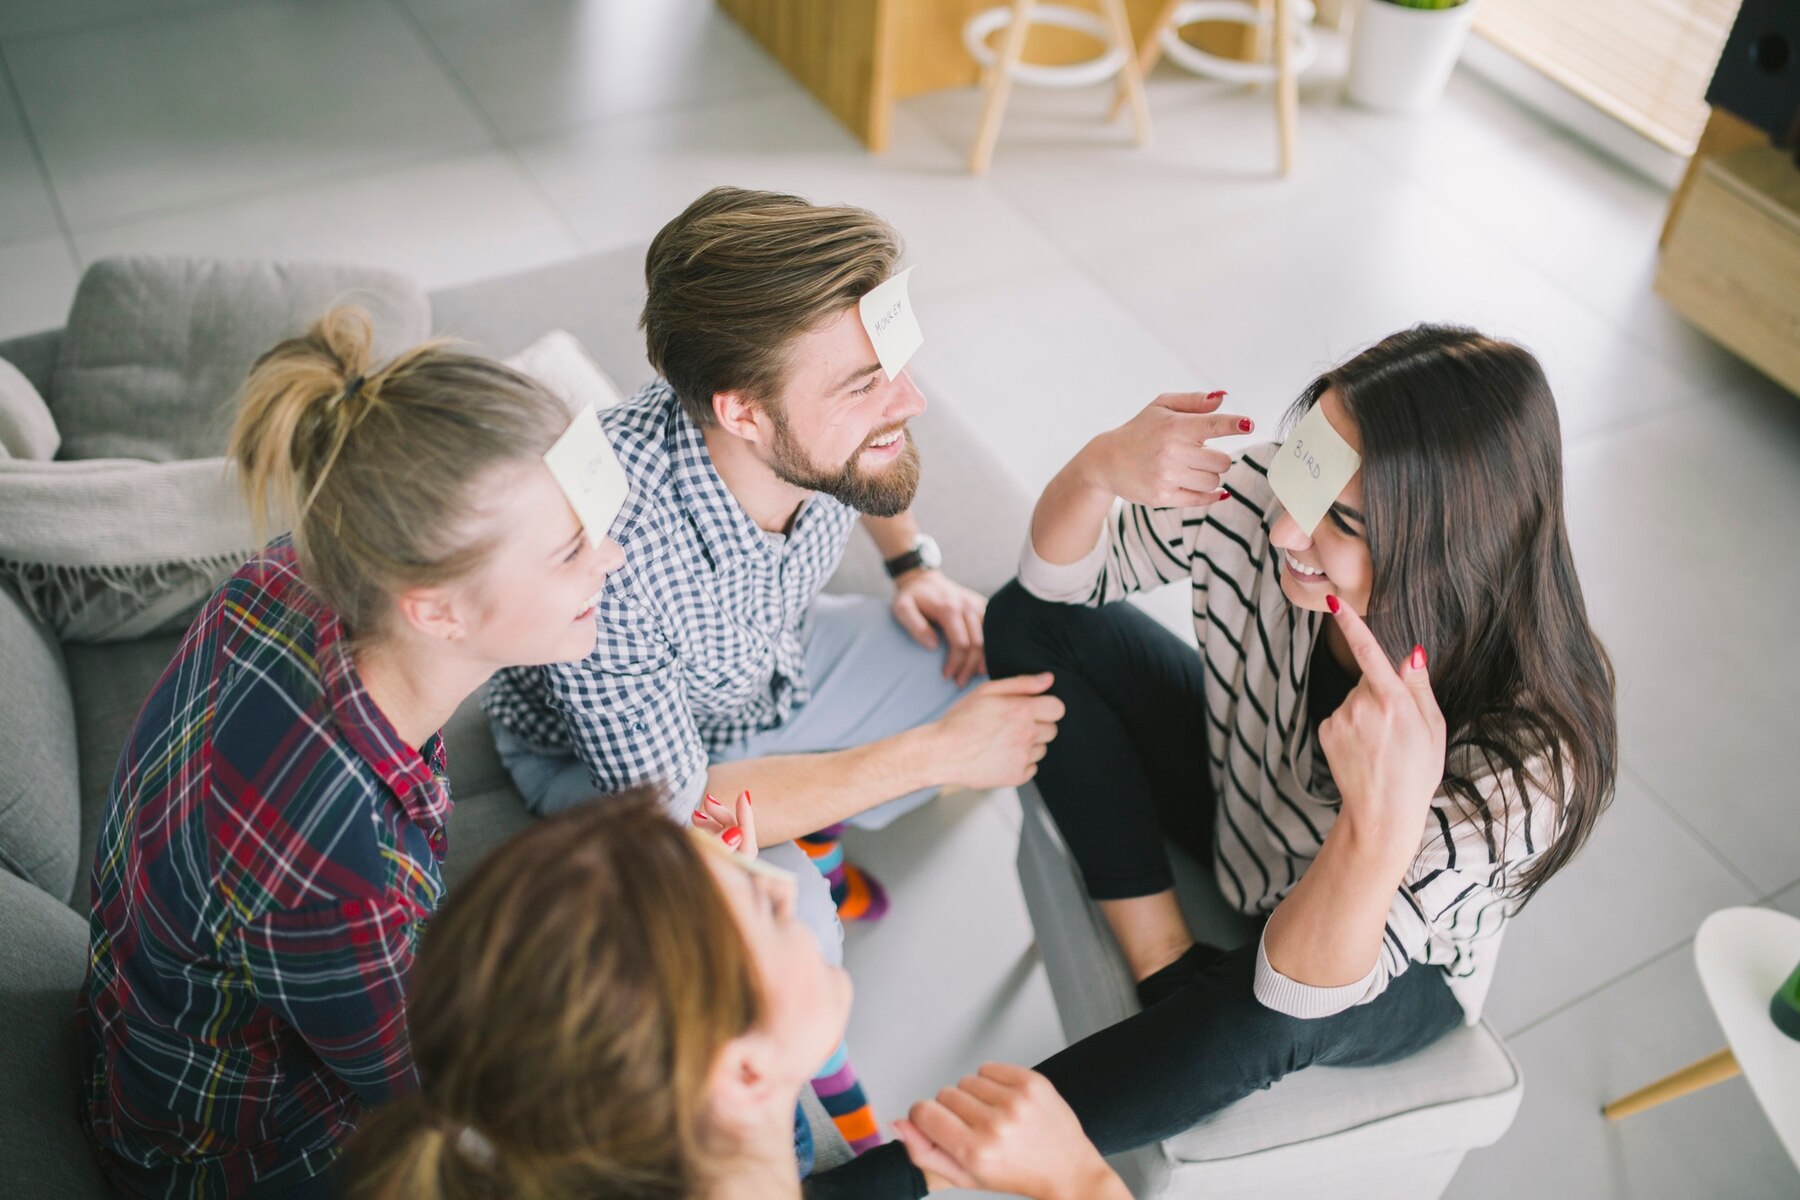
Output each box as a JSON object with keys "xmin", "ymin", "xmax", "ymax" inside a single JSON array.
[{"xmin": 492, "ymin": 593, "xmax": 980, "ymax": 963}]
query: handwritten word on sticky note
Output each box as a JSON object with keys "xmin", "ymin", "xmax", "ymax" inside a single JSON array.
[
  {"xmin": 1267, "ymin": 402, "xmax": 1361, "ymax": 536},
  {"xmin": 543, "ymin": 406, "xmax": 628, "ymax": 543},
  {"xmin": 858, "ymin": 267, "xmax": 923, "ymax": 381}
]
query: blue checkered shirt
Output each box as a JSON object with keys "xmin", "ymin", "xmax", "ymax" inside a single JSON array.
[{"xmin": 484, "ymin": 381, "xmax": 857, "ymax": 809}]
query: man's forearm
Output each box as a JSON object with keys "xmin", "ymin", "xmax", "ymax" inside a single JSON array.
[
  {"xmin": 1261, "ymin": 812, "xmax": 1415, "ymax": 987},
  {"xmin": 861, "ymin": 511, "xmax": 921, "ymax": 560},
  {"xmin": 706, "ymin": 722, "xmax": 944, "ymax": 844}
]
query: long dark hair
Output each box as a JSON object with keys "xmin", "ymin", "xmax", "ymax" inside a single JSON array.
[{"xmin": 1287, "ymin": 325, "xmax": 1616, "ymax": 907}]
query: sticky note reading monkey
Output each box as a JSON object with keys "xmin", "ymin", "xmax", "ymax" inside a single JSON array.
[
  {"xmin": 1267, "ymin": 403, "xmax": 1361, "ymax": 536},
  {"xmin": 543, "ymin": 406, "xmax": 628, "ymax": 543},
  {"xmin": 858, "ymin": 267, "xmax": 923, "ymax": 381}
]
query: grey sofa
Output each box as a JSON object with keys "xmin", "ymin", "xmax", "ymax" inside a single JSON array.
[{"xmin": 2, "ymin": 248, "xmax": 1521, "ymax": 1200}]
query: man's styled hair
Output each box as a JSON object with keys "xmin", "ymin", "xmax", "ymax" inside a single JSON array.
[{"xmin": 640, "ymin": 186, "xmax": 902, "ymax": 427}]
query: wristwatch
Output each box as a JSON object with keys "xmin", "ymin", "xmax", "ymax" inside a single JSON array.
[{"xmin": 884, "ymin": 533, "xmax": 942, "ymax": 579}]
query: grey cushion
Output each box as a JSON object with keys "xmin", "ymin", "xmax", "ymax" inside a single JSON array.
[
  {"xmin": 0, "ymin": 867, "xmax": 114, "ymax": 1199},
  {"xmin": 0, "ymin": 329, "xmax": 63, "ymax": 398},
  {"xmin": 53, "ymin": 256, "xmax": 430, "ymax": 462},
  {"xmin": 64, "ymin": 634, "xmax": 184, "ymax": 907},
  {"xmin": 0, "ymin": 579, "xmax": 82, "ymax": 901},
  {"xmin": 0, "ymin": 354, "xmax": 60, "ymax": 459}
]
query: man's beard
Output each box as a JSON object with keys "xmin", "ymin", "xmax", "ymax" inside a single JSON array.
[{"xmin": 766, "ymin": 407, "xmax": 921, "ymax": 518}]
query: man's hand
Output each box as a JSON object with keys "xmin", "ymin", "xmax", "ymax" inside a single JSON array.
[
  {"xmin": 892, "ymin": 569, "xmax": 988, "ymax": 687},
  {"xmin": 929, "ymin": 673, "xmax": 1063, "ymax": 790},
  {"xmin": 1076, "ymin": 390, "xmax": 1248, "ymax": 509},
  {"xmin": 894, "ymin": 1063, "xmax": 1129, "ymax": 1200}
]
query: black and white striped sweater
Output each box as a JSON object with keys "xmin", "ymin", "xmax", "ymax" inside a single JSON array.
[{"xmin": 1019, "ymin": 444, "xmax": 1559, "ymax": 1022}]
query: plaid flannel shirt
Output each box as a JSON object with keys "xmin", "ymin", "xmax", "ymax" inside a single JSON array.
[
  {"xmin": 77, "ymin": 539, "xmax": 451, "ymax": 1199},
  {"xmin": 484, "ymin": 381, "xmax": 857, "ymax": 812}
]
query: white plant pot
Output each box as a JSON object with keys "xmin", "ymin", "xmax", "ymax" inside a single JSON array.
[{"xmin": 1345, "ymin": 0, "xmax": 1479, "ymax": 113}]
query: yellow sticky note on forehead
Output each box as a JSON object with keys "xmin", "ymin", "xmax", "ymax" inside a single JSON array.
[
  {"xmin": 543, "ymin": 407, "xmax": 628, "ymax": 542},
  {"xmin": 858, "ymin": 267, "xmax": 923, "ymax": 381},
  {"xmin": 1268, "ymin": 403, "xmax": 1361, "ymax": 536}
]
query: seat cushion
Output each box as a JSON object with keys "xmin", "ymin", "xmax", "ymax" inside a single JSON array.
[
  {"xmin": 0, "ymin": 579, "xmax": 82, "ymax": 900},
  {"xmin": 0, "ymin": 868, "xmax": 114, "ymax": 1199},
  {"xmin": 53, "ymin": 255, "xmax": 430, "ymax": 462},
  {"xmin": 63, "ymin": 634, "xmax": 185, "ymax": 907}
]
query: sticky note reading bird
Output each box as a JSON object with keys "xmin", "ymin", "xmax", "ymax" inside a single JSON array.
[
  {"xmin": 858, "ymin": 267, "xmax": 923, "ymax": 381},
  {"xmin": 543, "ymin": 406, "xmax": 628, "ymax": 543},
  {"xmin": 1267, "ymin": 402, "xmax": 1361, "ymax": 536}
]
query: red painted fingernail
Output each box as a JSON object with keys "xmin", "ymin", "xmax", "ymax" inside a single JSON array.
[
  {"xmin": 704, "ymin": 792, "xmax": 721, "ymax": 806},
  {"xmin": 693, "ymin": 808, "xmax": 710, "ymax": 822},
  {"xmin": 1238, "ymin": 417, "xmax": 1254, "ymax": 433},
  {"xmin": 1326, "ymin": 594, "xmax": 1340, "ymax": 614},
  {"xmin": 723, "ymin": 828, "xmax": 743, "ymax": 847},
  {"xmin": 1411, "ymin": 645, "xmax": 1427, "ymax": 670},
  {"xmin": 1217, "ymin": 489, "xmax": 1231, "ymax": 502},
  {"xmin": 1207, "ymin": 390, "xmax": 1227, "ymax": 400},
  {"xmin": 741, "ymin": 791, "xmax": 752, "ymax": 806}
]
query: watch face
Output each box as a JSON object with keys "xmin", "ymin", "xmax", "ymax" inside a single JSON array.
[{"xmin": 917, "ymin": 534, "xmax": 943, "ymax": 571}]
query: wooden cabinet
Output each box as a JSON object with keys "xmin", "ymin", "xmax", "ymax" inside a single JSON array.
[{"xmin": 1657, "ymin": 143, "xmax": 1800, "ymax": 397}]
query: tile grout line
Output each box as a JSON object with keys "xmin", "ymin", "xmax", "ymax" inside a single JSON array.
[
  {"xmin": 381, "ymin": 0, "xmax": 588, "ymax": 253},
  {"xmin": 1619, "ymin": 762, "xmax": 1765, "ymax": 899},
  {"xmin": 0, "ymin": 38, "xmax": 79, "ymax": 274},
  {"xmin": 1501, "ymin": 935, "xmax": 1695, "ymax": 1042}
]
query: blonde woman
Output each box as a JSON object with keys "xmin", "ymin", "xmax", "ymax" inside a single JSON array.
[
  {"xmin": 341, "ymin": 793, "xmax": 1127, "ymax": 1200},
  {"xmin": 77, "ymin": 308, "xmax": 625, "ymax": 1200}
]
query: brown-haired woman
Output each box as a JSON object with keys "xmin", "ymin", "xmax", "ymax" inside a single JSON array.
[
  {"xmin": 809, "ymin": 324, "xmax": 1613, "ymax": 1191},
  {"xmin": 77, "ymin": 308, "xmax": 625, "ymax": 1200},
  {"xmin": 340, "ymin": 793, "xmax": 1130, "ymax": 1200}
]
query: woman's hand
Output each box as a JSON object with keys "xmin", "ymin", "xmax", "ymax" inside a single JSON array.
[
  {"xmin": 1076, "ymin": 390, "xmax": 1248, "ymax": 509},
  {"xmin": 690, "ymin": 790, "xmax": 757, "ymax": 858},
  {"xmin": 1317, "ymin": 597, "xmax": 1446, "ymax": 846},
  {"xmin": 893, "ymin": 1063, "xmax": 1129, "ymax": 1200}
]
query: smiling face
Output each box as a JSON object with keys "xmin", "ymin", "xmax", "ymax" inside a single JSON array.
[
  {"xmin": 1268, "ymin": 390, "xmax": 1374, "ymax": 616},
  {"xmin": 446, "ymin": 458, "xmax": 626, "ymax": 668},
  {"xmin": 756, "ymin": 305, "xmax": 926, "ymax": 517},
  {"xmin": 701, "ymin": 850, "xmax": 852, "ymax": 1084}
]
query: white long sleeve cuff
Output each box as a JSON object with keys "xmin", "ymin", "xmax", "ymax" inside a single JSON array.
[
  {"xmin": 1017, "ymin": 524, "xmax": 1109, "ymax": 603},
  {"xmin": 1253, "ymin": 926, "xmax": 1382, "ymax": 1019}
]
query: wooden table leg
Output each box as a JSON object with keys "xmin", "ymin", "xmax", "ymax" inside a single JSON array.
[
  {"xmin": 1601, "ymin": 1048, "xmax": 1741, "ymax": 1121},
  {"xmin": 969, "ymin": 0, "xmax": 1036, "ymax": 175},
  {"xmin": 1100, "ymin": 0, "xmax": 1153, "ymax": 146},
  {"xmin": 1110, "ymin": 0, "xmax": 1182, "ymax": 121}
]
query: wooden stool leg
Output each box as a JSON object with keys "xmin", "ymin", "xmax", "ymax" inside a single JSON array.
[
  {"xmin": 1100, "ymin": 0, "xmax": 1153, "ymax": 145},
  {"xmin": 1272, "ymin": 0, "xmax": 1297, "ymax": 175},
  {"xmin": 1110, "ymin": 0, "xmax": 1182, "ymax": 121},
  {"xmin": 969, "ymin": 0, "xmax": 1036, "ymax": 175},
  {"xmin": 1601, "ymin": 1048, "xmax": 1741, "ymax": 1121}
]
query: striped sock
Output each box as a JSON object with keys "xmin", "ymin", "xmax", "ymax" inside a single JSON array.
[
  {"xmin": 811, "ymin": 1039, "xmax": 882, "ymax": 1155},
  {"xmin": 797, "ymin": 825, "xmax": 891, "ymax": 923}
]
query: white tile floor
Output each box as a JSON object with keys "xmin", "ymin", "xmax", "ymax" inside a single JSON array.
[{"xmin": 3, "ymin": 2, "xmax": 1796, "ymax": 1195}]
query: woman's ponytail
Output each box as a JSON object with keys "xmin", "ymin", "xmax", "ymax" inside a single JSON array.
[{"xmin": 224, "ymin": 306, "xmax": 571, "ymax": 642}]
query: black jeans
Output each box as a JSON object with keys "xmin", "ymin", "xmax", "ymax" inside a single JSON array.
[{"xmin": 806, "ymin": 582, "xmax": 1464, "ymax": 1199}]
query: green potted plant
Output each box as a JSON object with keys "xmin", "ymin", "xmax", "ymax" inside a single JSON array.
[{"xmin": 1345, "ymin": 0, "xmax": 1479, "ymax": 113}]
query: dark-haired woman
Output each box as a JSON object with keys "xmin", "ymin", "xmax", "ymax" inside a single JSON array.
[{"xmin": 813, "ymin": 325, "xmax": 1618, "ymax": 1195}]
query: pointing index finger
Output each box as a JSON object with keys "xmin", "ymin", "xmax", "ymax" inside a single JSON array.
[
  {"xmin": 1325, "ymin": 595, "xmax": 1404, "ymax": 692},
  {"xmin": 1173, "ymin": 411, "xmax": 1255, "ymax": 444}
]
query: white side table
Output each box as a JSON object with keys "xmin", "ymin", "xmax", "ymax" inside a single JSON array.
[{"xmin": 1602, "ymin": 907, "xmax": 1800, "ymax": 1172}]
